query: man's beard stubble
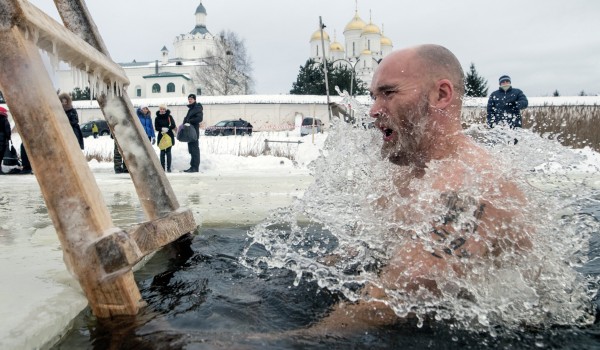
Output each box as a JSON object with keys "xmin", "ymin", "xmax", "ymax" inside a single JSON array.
[{"xmin": 383, "ymin": 94, "xmax": 431, "ymax": 166}]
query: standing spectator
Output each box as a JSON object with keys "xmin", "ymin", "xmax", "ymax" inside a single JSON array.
[
  {"xmin": 182, "ymin": 94, "xmax": 203, "ymax": 173},
  {"xmin": 19, "ymin": 143, "xmax": 32, "ymax": 174},
  {"xmin": 136, "ymin": 105, "xmax": 156, "ymax": 144},
  {"xmin": 91, "ymin": 122, "xmax": 99, "ymax": 138},
  {"xmin": 59, "ymin": 92, "xmax": 84, "ymax": 149},
  {"xmin": 154, "ymin": 104, "xmax": 177, "ymax": 172},
  {"xmin": 486, "ymin": 75, "xmax": 528, "ymax": 129},
  {"xmin": 0, "ymin": 106, "xmax": 10, "ymax": 174},
  {"xmin": 113, "ymin": 136, "xmax": 127, "ymax": 174},
  {"xmin": 19, "ymin": 93, "xmax": 83, "ymax": 174}
]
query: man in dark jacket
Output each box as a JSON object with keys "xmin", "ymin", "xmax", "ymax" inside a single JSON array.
[
  {"xmin": 183, "ymin": 94, "xmax": 203, "ymax": 172},
  {"xmin": 0, "ymin": 106, "xmax": 11, "ymax": 174},
  {"xmin": 59, "ymin": 92, "xmax": 85, "ymax": 149},
  {"xmin": 486, "ymin": 75, "xmax": 528, "ymax": 129}
]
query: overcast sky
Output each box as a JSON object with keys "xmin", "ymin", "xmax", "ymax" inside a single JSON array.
[{"xmin": 30, "ymin": 0, "xmax": 599, "ymax": 97}]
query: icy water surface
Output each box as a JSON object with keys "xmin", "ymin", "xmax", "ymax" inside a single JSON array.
[{"xmin": 55, "ymin": 224, "xmax": 600, "ymax": 349}]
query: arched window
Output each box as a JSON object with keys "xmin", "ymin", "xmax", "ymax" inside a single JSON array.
[
  {"xmin": 135, "ymin": 85, "xmax": 142, "ymax": 97},
  {"xmin": 182, "ymin": 85, "xmax": 186, "ymax": 94},
  {"xmin": 167, "ymin": 83, "xmax": 175, "ymax": 93},
  {"xmin": 152, "ymin": 83, "xmax": 161, "ymax": 93}
]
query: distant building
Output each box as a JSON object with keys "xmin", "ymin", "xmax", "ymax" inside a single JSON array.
[
  {"xmin": 57, "ymin": 1, "xmax": 229, "ymax": 98},
  {"xmin": 309, "ymin": 7, "xmax": 393, "ymax": 86}
]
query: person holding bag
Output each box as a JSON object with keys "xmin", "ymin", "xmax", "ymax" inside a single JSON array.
[
  {"xmin": 181, "ymin": 94, "xmax": 203, "ymax": 173},
  {"xmin": 0, "ymin": 106, "xmax": 11, "ymax": 174},
  {"xmin": 154, "ymin": 104, "xmax": 176, "ymax": 172}
]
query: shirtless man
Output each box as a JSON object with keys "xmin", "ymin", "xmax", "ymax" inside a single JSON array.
[{"xmin": 314, "ymin": 44, "xmax": 533, "ymax": 331}]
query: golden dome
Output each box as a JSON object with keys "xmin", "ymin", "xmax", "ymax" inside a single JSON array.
[
  {"xmin": 380, "ymin": 35, "xmax": 392, "ymax": 47},
  {"xmin": 344, "ymin": 12, "xmax": 366, "ymax": 32},
  {"xmin": 361, "ymin": 49, "xmax": 372, "ymax": 55},
  {"xmin": 361, "ymin": 22, "xmax": 381, "ymax": 35},
  {"xmin": 310, "ymin": 28, "xmax": 330, "ymax": 42},
  {"xmin": 330, "ymin": 41, "xmax": 344, "ymax": 52}
]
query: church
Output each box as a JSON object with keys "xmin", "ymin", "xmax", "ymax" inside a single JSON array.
[
  {"xmin": 57, "ymin": 1, "xmax": 226, "ymax": 99},
  {"xmin": 55, "ymin": 2, "xmax": 393, "ymax": 99},
  {"xmin": 309, "ymin": 8, "xmax": 394, "ymax": 88}
]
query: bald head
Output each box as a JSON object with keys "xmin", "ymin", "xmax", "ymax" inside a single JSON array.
[
  {"xmin": 413, "ymin": 44, "xmax": 465, "ymax": 96},
  {"xmin": 377, "ymin": 45, "xmax": 465, "ymax": 98}
]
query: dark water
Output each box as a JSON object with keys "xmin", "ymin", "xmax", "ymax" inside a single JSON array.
[{"xmin": 53, "ymin": 218, "xmax": 600, "ymax": 350}]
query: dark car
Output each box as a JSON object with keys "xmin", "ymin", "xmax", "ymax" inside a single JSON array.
[
  {"xmin": 205, "ymin": 119, "xmax": 253, "ymax": 136},
  {"xmin": 81, "ymin": 120, "xmax": 110, "ymax": 137}
]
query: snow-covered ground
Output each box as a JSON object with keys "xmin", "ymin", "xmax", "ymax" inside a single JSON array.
[{"xmin": 0, "ymin": 129, "xmax": 325, "ymax": 350}]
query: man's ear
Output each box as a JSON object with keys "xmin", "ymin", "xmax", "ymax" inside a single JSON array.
[{"xmin": 432, "ymin": 79, "xmax": 454, "ymax": 109}]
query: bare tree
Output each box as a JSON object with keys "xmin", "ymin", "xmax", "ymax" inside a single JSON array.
[{"xmin": 192, "ymin": 30, "xmax": 254, "ymax": 96}]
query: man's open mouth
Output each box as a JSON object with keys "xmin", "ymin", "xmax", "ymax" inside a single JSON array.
[{"xmin": 380, "ymin": 127, "xmax": 395, "ymax": 141}]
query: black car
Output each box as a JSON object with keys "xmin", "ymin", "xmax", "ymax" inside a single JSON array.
[
  {"xmin": 81, "ymin": 120, "xmax": 110, "ymax": 137},
  {"xmin": 205, "ymin": 119, "xmax": 253, "ymax": 136}
]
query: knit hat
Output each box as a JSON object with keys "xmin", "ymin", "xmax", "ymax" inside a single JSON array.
[
  {"xmin": 499, "ymin": 75, "xmax": 511, "ymax": 84},
  {"xmin": 140, "ymin": 104, "xmax": 148, "ymax": 109},
  {"xmin": 0, "ymin": 106, "xmax": 7, "ymax": 117},
  {"xmin": 188, "ymin": 94, "xmax": 197, "ymax": 100}
]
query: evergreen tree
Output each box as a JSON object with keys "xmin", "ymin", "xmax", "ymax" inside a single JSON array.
[
  {"xmin": 553, "ymin": 90, "xmax": 560, "ymax": 97},
  {"xmin": 70, "ymin": 87, "xmax": 92, "ymax": 100},
  {"xmin": 290, "ymin": 59, "xmax": 368, "ymax": 95},
  {"xmin": 290, "ymin": 59, "xmax": 325, "ymax": 95},
  {"xmin": 464, "ymin": 63, "xmax": 488, "ymax": 97},
  {"xmin": 579, "ymin": 90, "xmax": 587, "ymax": 96}
]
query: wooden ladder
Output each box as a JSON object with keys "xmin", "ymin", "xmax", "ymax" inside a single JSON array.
[{"xmin": 0, "ymin": 0, "xmax": 197, "ymax": 318}]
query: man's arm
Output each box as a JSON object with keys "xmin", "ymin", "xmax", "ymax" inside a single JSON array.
[
  {"xmin": 486, "ymin": 94, "xmax": 496, "ymax": 127},
  {"xmin": 187, "ymin": 108, "xmax": 203, "ymax": 125},
  {"xmin": 515, "ymin": 89, "xmax": 528, "ymax": 110}
]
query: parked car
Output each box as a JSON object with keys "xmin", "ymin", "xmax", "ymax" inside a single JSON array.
[
  {"xmin": 81, "ymin": 120, "xmax": 110, "ymax": 137},
  {"xmin": 205, "ymin": 119, "xmax": 253, "ymax": 136},
  {"xmin": 300, "ymin": 117, "xmax": 323, "ymax": 136}
]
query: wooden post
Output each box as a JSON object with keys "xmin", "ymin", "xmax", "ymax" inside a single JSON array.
[
  {"xmin": 0, "ymin": 0, "xmax": 199, "ymax": 318},
  {"xmin": 0, "ymin": 26, "xmax": 142, "ymax": 318},
  {"xmin": 54, "ymin": 0, "xmax": 184, "ymax": 220}
]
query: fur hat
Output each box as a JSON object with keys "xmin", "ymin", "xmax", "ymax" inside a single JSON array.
[
  {"xmin": 499, "ymin": 75, "xmax": 511, "ymax": 84},
  {"xmin": 0, "ymin": 106, "xmax": 7, "ymax": 117},
  {"xmin": 58, "ymin": 92, "xmax": 72, "ymax": 104}
]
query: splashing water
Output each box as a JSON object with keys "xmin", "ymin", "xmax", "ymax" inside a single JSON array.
[{"xmin": 242, "ymin": 92, "xmax": 600, "ymax": 335}]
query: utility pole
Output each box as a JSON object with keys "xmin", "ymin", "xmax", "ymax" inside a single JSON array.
[{"xmin": 319, "ymin": 16, "xmax": 332, "ymax": 122}]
